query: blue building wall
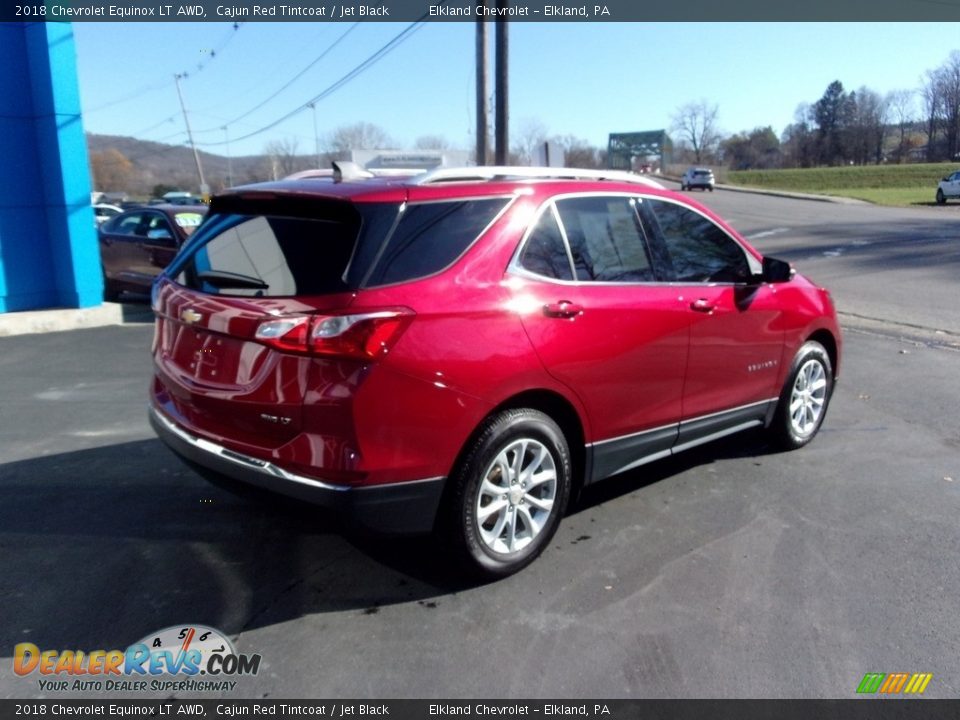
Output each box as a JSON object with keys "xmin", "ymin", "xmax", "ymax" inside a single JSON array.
[{"xmin": 0, "ymin": 22, "xmax": 101, "ymax": 313}]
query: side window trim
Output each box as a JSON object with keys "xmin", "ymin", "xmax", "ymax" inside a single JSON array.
[{"xmin": 550, "ymin": 203, "xmax": 578, "ymax": 281}]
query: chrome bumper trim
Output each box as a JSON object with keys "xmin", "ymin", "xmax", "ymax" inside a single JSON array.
[{"xmin": 149, "ymin": 404, "xmax": 350, "ymax": 493}]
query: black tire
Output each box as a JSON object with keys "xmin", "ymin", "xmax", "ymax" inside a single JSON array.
[
  {"xmin": 708, "ymin": 186, "xmax": 714, "ymax": 192},
  {"xmin": 936, "ymin": 188, "xmax": 946, "ymax": 205},
  {"xmin": 103, "ymin": 273, "xmax": 121, "ymax": 302},
  {"xmin": 443, "ymin": 409, "xmax": 571, "ymax": 579},
  {"xmin": 769, "ymin": 341, "xmax": 834, "ymax": 450}
]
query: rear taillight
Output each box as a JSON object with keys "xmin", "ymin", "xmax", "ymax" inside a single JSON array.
[
  {"xmin": 255, "ymin": 317, "xmax": 311, "ymax": 354},
  {"xmin": 254, "ymin": 310, "xmax": 413, "ymax": 360}
]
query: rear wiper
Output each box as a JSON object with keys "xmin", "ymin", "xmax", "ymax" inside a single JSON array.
[{"xmin": 196, "ymin": 270, "xmax": 268, "ymax": 290}]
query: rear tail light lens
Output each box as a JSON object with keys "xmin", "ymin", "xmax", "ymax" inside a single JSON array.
[
  {"xmin": 255, "ymin": 317, "xmax": 310, "ymax": 354},
  {"xmin": 254, "ymin": 310, "xmax": 413, "ymax": 360}
]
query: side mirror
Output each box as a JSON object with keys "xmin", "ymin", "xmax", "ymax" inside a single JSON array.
[
  {"xmin": 147, "ymin": 228, "xmax": 174, "ymax": 242},
  {"xmin": 760, "ymin": 256, "xmax": 794, "ymax": 283}
]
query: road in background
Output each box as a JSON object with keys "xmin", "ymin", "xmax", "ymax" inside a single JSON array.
[
  {"xmin": 665, "ymin": 181, "xmax": 960, "ymax": 337},
  {"xmin": 0, "ymin": 190, "xmax": 958, "ymax": 698}
]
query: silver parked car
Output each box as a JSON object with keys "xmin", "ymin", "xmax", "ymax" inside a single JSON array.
[{"xmin": 681, "ymin": 167, "xmax": 715, "ymax": 192}]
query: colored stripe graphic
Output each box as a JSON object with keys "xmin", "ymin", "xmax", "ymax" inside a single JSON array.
[
  {"xmin": 856, "ymin": 673, "xmax": 885, "ymax": 693},
  {"xmin": 904, "ymin": 673, "xmax": 933, "ymax": 694},
  {"xmin": 880, "ymin": 673, "xmax": 909, "ymax": 693},
  {"xmin": 856, "ymin": 672, "xmax": 932, "ymax": 694}
]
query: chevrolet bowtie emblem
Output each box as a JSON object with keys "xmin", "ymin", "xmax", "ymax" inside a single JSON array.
[{"xmin": 181, "ymin": 308, "xmax": 203, "ymax": 325}]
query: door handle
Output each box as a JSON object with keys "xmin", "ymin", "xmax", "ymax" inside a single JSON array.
[
  {"xmin": 690, "ymin": 298, "xmax": 715, "ymax": 313},
  {"xmin": 543, "ymin": 301, "xmax": 583, "ymax": 319}
]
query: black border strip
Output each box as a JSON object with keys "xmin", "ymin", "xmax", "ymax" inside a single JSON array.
[{"xmin": 8, "ymin": 0, "xmax": 960, "ymax": 23}]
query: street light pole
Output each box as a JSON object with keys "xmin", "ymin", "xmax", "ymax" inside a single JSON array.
[
  {"xmin": 174, "ymin": 73, "xmax": 208, "ymax": 198},
  {"xmin": 308, "ymin": 102, "xmax": 320, "ymax": 168},
  {"xmin": 222, "ymin": 126, "xmax": 233, "ymax": 188}
]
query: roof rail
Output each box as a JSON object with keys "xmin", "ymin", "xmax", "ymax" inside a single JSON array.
[
  {"xmin": 412, "ymin": 165, "xmax": 665, "ymax": 189},
  {"xmin": 284, "ymin": 166, "xmax": 424, "ymax": 181}
]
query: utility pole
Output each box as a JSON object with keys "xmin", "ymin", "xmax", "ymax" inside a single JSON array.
[
  {"xmin": 475, "ymin": 13, "xmax": 489, "ymax": 166},
  {"xmin": 174, "ymin": 73, "xmax": 208, "ymax": 198},
  {"xmin": 494, "ymin": 13, "xmax": 509, "ymax": 165}
]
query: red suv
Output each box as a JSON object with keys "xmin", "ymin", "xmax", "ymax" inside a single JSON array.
[{"xmin": 150, "ymin": 165, "xmax": 840, "ymax": 577}]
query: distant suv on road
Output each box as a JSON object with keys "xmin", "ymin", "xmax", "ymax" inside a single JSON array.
[
  {"xmin": 681, "ymin": 167, "xmax": 715, "ymax": 192},
  {"xmin": 149, "ymin": 164, "xmax": 841, "ymax": 577},
  {"xmin": 936, "ymin": 170, "xmax": 960, "ymax": 204}
]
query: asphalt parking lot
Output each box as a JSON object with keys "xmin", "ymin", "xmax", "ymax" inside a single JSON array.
[{"xmin": 1, "ymin": 191, "xmax": 959, "ymax": 700}]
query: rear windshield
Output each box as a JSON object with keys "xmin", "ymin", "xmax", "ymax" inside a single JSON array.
[{"xmin": 170, "ymin": 195, "xmax": 509, "ymax": 297}]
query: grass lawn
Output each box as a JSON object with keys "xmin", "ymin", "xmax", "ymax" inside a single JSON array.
[{"xmin": 727, "ymin": 163, "xmax": 957, "ymax": 207}]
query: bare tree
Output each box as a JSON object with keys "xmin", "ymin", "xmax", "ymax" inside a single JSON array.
[
  {"xmin": 886, "ymin": 89, "xmax": 915, "ymax": 163},
  {"xmin": 671, "ymin": 100, "xmax": 720, "ymax": 164},
  {"xmin": 550, "ymin": 134, "xmax": 604, "ymax": 168},
  {"xmin": 264, "ymin": 138, "xmax": 305, "ymax": 180},
  {"xmin": 414, "ymin": 134, "xmax": 451, "ymax": 150},
  {"xmin": 939, "ymin": 51, "xmax": 960, "ymax": 161},
  {"xmin": 781, "ymin": 103, "xmax": 816, "ymax": 168},
  {"xmin": 847, "ymin": 87, "xmax": 888, "ymax": 165},
  {"xmin": 324, "ymin": 122, "xmax": 393, "ymax": 153},
  {"xmin": 922, "ymin": 68, "xmax": 946, "ymax": 161},
  {"xmin": 510, "ymin": 118, "xmax": 549, "ymax": 165}
]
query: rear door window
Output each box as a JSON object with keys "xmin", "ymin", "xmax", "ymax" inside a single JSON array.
[
  {"xmin": 363, "ymin": 198, "xmax": 509, "ymax": 287},
  {"xmin": 553, "ymin": 196, "xmax": 656, "ymax": 283}
]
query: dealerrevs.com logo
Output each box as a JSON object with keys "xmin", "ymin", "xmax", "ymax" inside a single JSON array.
[{"xmin": 13, "ymin": 625, "xmax": 261, "ymax": 693}]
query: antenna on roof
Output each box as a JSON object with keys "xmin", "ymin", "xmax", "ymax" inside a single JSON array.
[{"xmin": 332, "ymin": 160, "xmax": 374, "ymax": 183}]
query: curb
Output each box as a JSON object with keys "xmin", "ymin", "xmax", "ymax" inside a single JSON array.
[
  {"xmin": 714, "ymin": 183, "xmax": 870, "ymax": 205},
  {"xmin": 0, "ymin": 302, "xmax": 154, "ymax": 338}
]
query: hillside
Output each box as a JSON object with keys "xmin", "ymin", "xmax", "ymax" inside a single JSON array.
[{"xmin": 86, "ymin": 133, "xmax": 316, "ymax": 197}]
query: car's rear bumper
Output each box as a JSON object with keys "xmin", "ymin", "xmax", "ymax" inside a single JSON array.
[{"xmin": 149, "ymin": 404, "xmax": 445, "ymax": 535}]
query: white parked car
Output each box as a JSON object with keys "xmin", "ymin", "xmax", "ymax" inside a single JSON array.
[
  {"xmin": 936, "ymin": 170, "xmax": 960, "ymax": 204},
  {"xmin": 681, "ymin": 167, "xmax": 715, "ymax": 192},
  {"xmin": 93, "ymin": 203, "xmax": 123, "ymax": 225}
]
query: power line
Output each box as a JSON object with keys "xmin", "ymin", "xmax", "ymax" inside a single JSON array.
[
  {"xmin": 198, "ymin": 16, "xmax": 431, "ymax": 148},
  {"xmin": 193, "ymin": 22, "xmax": 360, "ymax": 135},
  {"xmin": 83, "ymin": 23, "xmax": 243, "ymax": 115}
]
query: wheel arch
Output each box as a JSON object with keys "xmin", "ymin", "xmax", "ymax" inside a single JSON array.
[
  {"xmin": 806, "ymin": 328, "xmax": 840, "ymax": 380},
  {"xmin": 443, "ymin": 388, "xmax": 589, "ymax": 510}
]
